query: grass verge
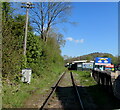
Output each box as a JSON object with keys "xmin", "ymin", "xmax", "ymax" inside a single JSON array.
[
  {"xmin": 73, "ymin": 70, "xmax": 96, "ymax": 86},
  {"xmin": 2, "ymin": 68, "xmax": 65, "ymax": 108}
]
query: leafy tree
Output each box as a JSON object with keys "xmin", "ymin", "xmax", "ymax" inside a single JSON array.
[
  {"xmin": 2, "ymin": 2, "xmax": 65, "ymax": 79},
  {"xmin": 26, "ymin": 31, "xmax": 64, "ymax": 76},
  {"xmin": 2, "ymin": 2, "xmax": 12, "ymax": 22},
  {"xmin": 26, "ymin": 32, "xmax": 43, "ymax": 76},
  {"xmin": 48, "ymin": 28, "xmax": 66, "ymax": 47},
  {"xmin": 2, "ymin": 3, "xmax": 25, "ymax": 78}
]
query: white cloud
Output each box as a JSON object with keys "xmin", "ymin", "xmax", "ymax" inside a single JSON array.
[
  {"xmin": 74, "ymin": 40, "xmax": 79, "ymax": 43},
  {"xmin": 66, "ymin": 37, "xmax": 74, "ymax": 41},
  {"xmin": 79, "ymin": 39, "xmax": 84, "ymax": 43},
  {"xmin": 66, "ymin": 37, "xmax": 84, "ymax": 44}
]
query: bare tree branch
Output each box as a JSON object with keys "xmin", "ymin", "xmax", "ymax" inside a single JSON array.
[{"xmin": 31, "ymin": 2, "xmax": 71, "ymax": 42}]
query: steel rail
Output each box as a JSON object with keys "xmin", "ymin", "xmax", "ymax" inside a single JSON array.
[
  {"xmin": 70, "ymin": 72, "xmax": 84, "ymax": 110},
  {"xmin": 40, "ymin": 71, "xmax": 66, "ymax": 110}
]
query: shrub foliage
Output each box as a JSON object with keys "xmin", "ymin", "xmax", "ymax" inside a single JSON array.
[{"xmin": 2, "ymin": 2, "xmax": 65, "ymax": 79}]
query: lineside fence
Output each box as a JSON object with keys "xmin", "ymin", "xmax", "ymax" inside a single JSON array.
[
  {"xmin": 113, "ymin": 72, "xmax": 120, "ymax": 100},
  {"xmin": 92, "ymin": 70, "xmax": 113, "ymax": 93},
  {"xmin": 92, "ymin": 70, "xmax": 120, "ymax": 99}
]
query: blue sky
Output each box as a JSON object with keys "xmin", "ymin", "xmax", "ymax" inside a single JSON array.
[
  {"xmin": 12, "ymin": 2, "xmax": 118, "ymax": 57},
  {"xmin": 59, "ymin": 2, "xmax": 118, "ymax": 57}
]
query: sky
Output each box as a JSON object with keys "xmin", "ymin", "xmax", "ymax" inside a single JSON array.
[
  {"xmin": 58, "ymin": 2, "xmax": 118, "ymax": 57},
  {"xmin": 12, "ymin": 2, "xmax": 118, "ymax": 57}
]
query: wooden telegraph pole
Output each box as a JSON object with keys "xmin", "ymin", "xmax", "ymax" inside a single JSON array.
[{"xmin": 21, "ymin": 2, "xmax": 34, "ymax": 56}]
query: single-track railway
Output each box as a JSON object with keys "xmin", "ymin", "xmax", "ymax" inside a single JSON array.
[{"xmin": 40, "ymin": 71, "xmax": 84, "ymax": 110}]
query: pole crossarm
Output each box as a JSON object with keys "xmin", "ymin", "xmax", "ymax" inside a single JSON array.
[{"xmin": 21, "ymin": 2, "xmax": 35, "ymax": 8}]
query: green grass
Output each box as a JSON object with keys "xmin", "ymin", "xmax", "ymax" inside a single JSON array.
[
  {"xmin": 2, "ymin": 68, "xmax": 65, "ymax": 108},
  {"xmin": 74, "ymin": 70, "xmax": 96, "ymax": 86}
]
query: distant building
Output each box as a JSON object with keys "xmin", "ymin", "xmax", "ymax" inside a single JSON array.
[
  {"xmin": 69, "ymin": 60, "xmax": 94, "ymax": 71},
  {"xmin": 72, "ymin": 60, "xmax": 87, "ymax": 64}
]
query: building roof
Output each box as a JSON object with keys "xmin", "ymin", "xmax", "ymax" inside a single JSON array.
[{"xmin": 72, "ymin": 60, "xmax": 87, "ymax": 63}]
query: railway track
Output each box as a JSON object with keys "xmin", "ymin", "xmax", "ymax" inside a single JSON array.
[{"xmin": 40, "ymin": 71, "xmax": 84, "ymax": 110}]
